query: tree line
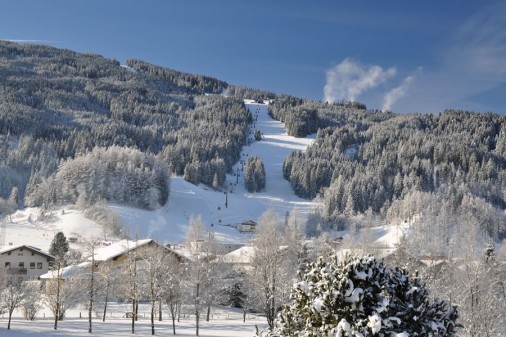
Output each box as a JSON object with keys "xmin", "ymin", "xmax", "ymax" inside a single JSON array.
[
  {"xmin": 275, "ymin": 98, "xmax": 506, "ymax": 240},
  {"xmin": 0, "ymin": 40, "xmax": 252, "ymax": 210}
]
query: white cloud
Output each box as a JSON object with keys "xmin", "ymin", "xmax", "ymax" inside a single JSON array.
[
  {"xmin": 450, "ymin": 2, "xmax": 506, "ymax": 77},
  {"xmin": 324, "ymin": 58, "xmax": 396, "ymax": 103},
  {"xmin": 382, "ymin": 67, "xmax": 422, "ymax": 112},
  {"xmin": 394, "ymin": 1, "xmax": 506, "ymax": 113},
  {"xmin": 323, "ymin": 2, "xmax": 506, "ymax": 113}
]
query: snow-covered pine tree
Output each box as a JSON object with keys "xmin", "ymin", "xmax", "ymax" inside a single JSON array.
[
  {"xmin": 49, "ymin": 231, "xmax": 69, "ymax": 264},
  {"xmin": 263, "ymin": 254, "xmax": 459, "ymax": 337},
  {"xmin": 244, "ymin": 156, "xmax": 266, "ymax": 193},
  {"xmin": 47, "ymin": 231, "xmax": 70, "ymax": 330}
]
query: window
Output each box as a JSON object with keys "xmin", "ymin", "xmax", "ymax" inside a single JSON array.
[
  {"xmin": 18, "ymin": 262, "xmax": 24, "ymax": 270},
  {"xmin": 17, "ymin": 252, "xmax": 23, "ymax": 256},
  {"xmin": 4, "ymin": 262, "xmax": 10, "ymax": 269},
  {"xmin": 37, "ymin": 262, "xmax": 42, "ymax": 269},
  {"xmin": 30, "ymin": 262, "xmax": 35, "ymax": 269}
]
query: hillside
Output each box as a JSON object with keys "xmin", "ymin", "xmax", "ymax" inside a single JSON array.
[
  {"xmin": 0, "ymin": 101, "xmax": 402, "ymax": 250},
  {"xmin": 114, "ymin": 101, "xmax": 317, "ymax": 243},
  {"xmin": 0, "ymin": 40, "xmax": 250, "ymax": 209},
  {"xmin": 1, "ymin": 40, "xmax": 506, "ymax": 249},
  {"xmin": 1, "ymin": 101, "xmax": 319, "ymax": 247}
]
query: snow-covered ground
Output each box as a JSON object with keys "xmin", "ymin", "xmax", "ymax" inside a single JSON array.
[
  {"xmin": 1, "ymin": 304, "xmax": 266, "ymax": 337},
  {"xmin": 0, "ymin": 208, "xmax": 105, "ymax": 251}
]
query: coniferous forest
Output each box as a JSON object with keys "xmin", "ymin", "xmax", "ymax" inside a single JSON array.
[
  {"xmin": 0, "ymin": 40, "xmax": 250, "ymax": 211},
  {"xmin": 1, "ymin": 39, "xmax": 505, "ymax": 244}
]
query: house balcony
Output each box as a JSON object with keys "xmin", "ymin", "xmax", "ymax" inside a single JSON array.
[{"xmin": 5, "ymin": 268, "xmax": 27, "ymax": 275}]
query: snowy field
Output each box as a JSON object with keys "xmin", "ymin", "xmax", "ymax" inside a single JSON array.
[
  {"xmin": 1, "ymin": 208, "xmax": 105, "ymax": 251},
  {"xmin": 0, "ymin": 304, "xmax": 266, "ymax": 337}
]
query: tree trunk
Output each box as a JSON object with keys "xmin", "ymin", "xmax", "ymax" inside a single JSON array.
[
  {"xmin": 131, "ymin": 299, "xmax": 135, "ymax": 334},
  {"xmin": 151, "ymin": 299, "xmax": 155, "ymax": 335},
  {"xmin": 135, "ymin": 301, "xmax": 139, "ymax": 321},
  {"xmin": 243, "ymin": 308, "xmax": 246, "ymax": 323},
  {"xmin": 177, "ymin": 302, "xmax": 181, "ymax": 322},
  {"xmin": 102, "ymin": 280, "xmax": 109, "ymax": 322},
  {"xmin": 206, "ymin": 305, "xmax": 211, "ymax": 322},
  {"xmin": 270, "ymin": 282, "xmax": 276, "ymax": 329},
  {"xmin": 170, "ymin": 304, "xmax": 177, "ymax": 335},
  {"xmin": 158, "ymin": 300, "xmax": 162, "ymax": 321},
  {"xmin": 89, "ymin": 272, "xmax": 94, "ymax": 333},
  {"xmin": 102, "ymin": 295, "xmax": 108, "ymax": 322},
  {"xmin": 8, "ymin": 310, "xmax": 13, "ymax": 330},
  {"xmin": 54, "ymin": 278, "xmax": 60, "ymax": 330},
  {"xmin": 195, "ymin": 282, "xmax": 200, "ymax": 336}
]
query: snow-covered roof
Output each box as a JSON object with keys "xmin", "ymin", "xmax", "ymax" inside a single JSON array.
[
  {"xmin": 222, "ymin": 246, "xmax": 255, "ymax": 264},
  {"xmin": 171, "ymin": 248, "xmax": 194, "ymax": 260},
  {"xmin": 92, "ymin": 239, "xmax": 153, "ymax": 262},
  {"xmin": 336, "ymin": 248, "xmax": 395, "ymax": 260},
  {"xmin": 419, "ymin": 256, "xmax": 447, "ymax": 267},
  {"xmin": 0, "ymin": 245, "xmax": 54, "ymax": 259},
  {"xmin": 40, "ymin": 262, "xmax": 91, "ymax": 279},
  {"xmin": 221, "ymin": 245, "xmax": 291, "ymax": 265},
  {"xmin": 92, "ymin": 239, "xmax": 186, "ymax": 262}
]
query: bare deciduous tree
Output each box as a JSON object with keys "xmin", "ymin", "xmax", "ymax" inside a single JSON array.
[
  {"xmin": 20, "ymin": 281, "xmax": 42, "ymax": 321},
  {"xmin": 161, "ymin": 254, "xmax": 184, "ymax": 335},
  {"xmin": 0, "ymin": 277, "xmax": 24, "ymax": 330},
  {"xmin": 184, "ymin": 215, "xmax": 207, "ymax": 337},
  {"xmin": 249, "ymin": 210, "xmax": 293, "ymax": 329},
  {"xmin": 138, "ymin": 243, "xmax": 175, "ymax": 335}
]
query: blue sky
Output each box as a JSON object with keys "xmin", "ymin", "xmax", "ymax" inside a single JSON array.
[{"xmin": 1, "ymin": 0, "xmax": 505, "ymax": 114}]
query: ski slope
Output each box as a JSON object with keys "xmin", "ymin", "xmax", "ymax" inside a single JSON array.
[{"xmin": 113, "ymin": 101, "xmax": 316, "ymax": 244}]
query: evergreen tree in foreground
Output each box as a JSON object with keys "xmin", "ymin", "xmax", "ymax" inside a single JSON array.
[{"xmin": 261, "ymin": 254, "xmax": 459, "ymax": 337}]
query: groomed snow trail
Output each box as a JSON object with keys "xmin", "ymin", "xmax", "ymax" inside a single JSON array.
[{"xmin": 239, "ymin": 101, "xmax": 314, "ymax": 195}]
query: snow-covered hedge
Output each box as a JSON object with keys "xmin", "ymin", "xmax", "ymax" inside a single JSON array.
[{"xmin": 261, "ymin": 254, "xmax": 459, "ymax": 337}]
